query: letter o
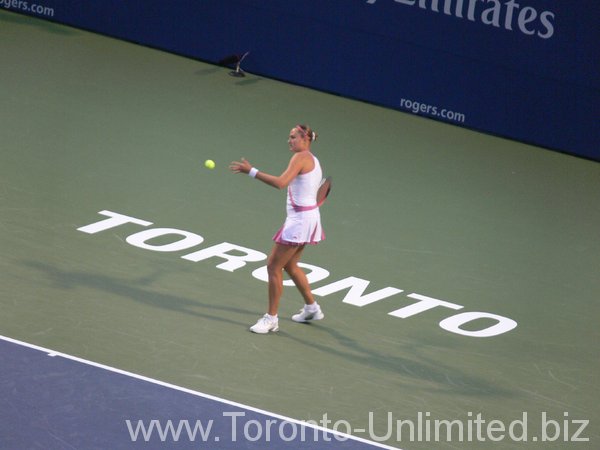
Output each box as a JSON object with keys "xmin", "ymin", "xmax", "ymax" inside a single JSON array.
[
  {"xmin": 126, "ymin": 228, "xmax": 204, "ymax": 252},
  {"xmin": 244, "ymin": 420, "xmax": 263, "ymax": 441},
  {"xmin": 251, "ymin": 263, "xmax": 330, "ymax": 286},
  {"xmin": 278, "ymin": 421, "xmax": 298, "ymax": 442},
  {"xmin": 439, "ymin": 312, "xmax": 517, "ymax": 337}
]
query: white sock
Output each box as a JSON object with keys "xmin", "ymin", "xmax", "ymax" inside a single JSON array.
[
  {"xmin": 306, "ymin": 302, "xmax": 319, "ymax": 312},
  {"xmin": 267, "ymin": 314, "xmax": 278, "ymax": 321}
]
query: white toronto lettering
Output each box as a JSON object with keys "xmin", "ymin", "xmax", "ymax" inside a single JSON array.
[
  {"xmin": 312, "ymin": 277, "xmax": 403, "ymax": 307},
  {"xmin": 182, "ymin": 242, "xmax": 267, "ymax": 272},
  {"xmin": 388, "ymin": 293, "xmax": 463, "ymax": 318},
  {"xmin": 126, "ymin": 228, "xmax": 204, "ymax": 252},
  {"xmin": 77, "ymin": 210, "xmax": 152, "ymax": 234},
  {"xmin": 77, "ymin": 210, "xmax": 518, "ymax": 337},
  {"xmin": 439, "ymin": 312, "xmax": 518, "ymax": 337}
]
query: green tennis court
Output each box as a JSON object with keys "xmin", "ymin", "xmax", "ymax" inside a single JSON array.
[{"xmin": 1, "ymin": 10, "xmax": 598, "ymax": 449}]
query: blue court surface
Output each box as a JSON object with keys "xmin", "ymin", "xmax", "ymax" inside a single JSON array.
[{"xmin": 0, "ymin": 335, "xmax": 398, "ymax": 449}]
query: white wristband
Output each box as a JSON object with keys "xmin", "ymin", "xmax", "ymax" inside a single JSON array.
[{"xmin": 249, "ymin": 167, "xmax": 259, "ymax": 178}]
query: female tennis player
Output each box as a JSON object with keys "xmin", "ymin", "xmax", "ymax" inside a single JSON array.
[{"xmin": 229, "ymin": 125, "xmax": 325, "ymax": 334}]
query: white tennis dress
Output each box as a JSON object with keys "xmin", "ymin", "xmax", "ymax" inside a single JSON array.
[{"xmin": 273, "ymin": 153, "xmax": 325, "ymax": 246}]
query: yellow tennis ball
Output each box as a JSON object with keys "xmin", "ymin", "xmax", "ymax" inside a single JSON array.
[{"xmin": 204, "ymin": 159, "xmax": 215, "ymax": 170}]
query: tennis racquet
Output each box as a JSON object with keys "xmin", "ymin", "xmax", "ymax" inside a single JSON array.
[
  {"xmin": 290, "ymin": 176, "xmax": 332, "ymax": 212},
  {"xmin": 316, "ymin": 176, "xmax": 332, "ymax": 207}
]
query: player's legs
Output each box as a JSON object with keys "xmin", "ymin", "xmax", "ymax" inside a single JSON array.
[
  {"xmin": 283, "ymin": 245, "xmax": 316, "ymax": 305},
  {"xmin": 266, "ymin": 243, "xmax": 301, "ymax": 316},
  {"xmin": 283, "ymin": 246, "xmax": 324, "ymax": 323}
]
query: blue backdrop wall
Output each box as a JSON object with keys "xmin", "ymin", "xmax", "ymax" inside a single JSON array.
[{"xmin": 4, "ymin": 0, "xmax": 598, "ymax": 160}]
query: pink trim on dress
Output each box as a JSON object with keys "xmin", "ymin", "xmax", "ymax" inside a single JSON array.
[
  {"xmin": 288, "ymin": 187, "xmax": 319, "ymax": 212},
  {"xmin": 272, "ymin": 226, "xmax": 323, "ymax": 246}
]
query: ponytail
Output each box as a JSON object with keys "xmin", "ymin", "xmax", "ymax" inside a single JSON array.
[{"xmin": 296, "ymin": 124, "xmax": 318, "ymax": 142}]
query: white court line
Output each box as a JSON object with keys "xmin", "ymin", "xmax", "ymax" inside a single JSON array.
[{"xmin": 0, "ymin": 334, "xmax": 401, "ymax": 450}]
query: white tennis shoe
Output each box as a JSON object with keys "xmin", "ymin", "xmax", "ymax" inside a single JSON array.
[
  {"xmin": 292, "ymin": 304, "xmax": 324, "ymax": 323},
  {"xmin": 250, "ymin": 314, "xmax": 279, "ymax": 334}
]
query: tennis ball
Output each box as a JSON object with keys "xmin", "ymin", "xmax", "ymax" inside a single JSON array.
[{"xmin": 204, "ymin": 159, "xmax": 215, "ymax": 170}]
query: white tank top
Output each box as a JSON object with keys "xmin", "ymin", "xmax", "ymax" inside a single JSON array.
[{"xmin": 287, "ymin": 154, "xmax": 322, "ymax": 211}]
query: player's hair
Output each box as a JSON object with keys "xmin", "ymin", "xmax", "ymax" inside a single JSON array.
[{"xmin": 296, "ymin": 124, "xmax": 318, "ymax": 142}]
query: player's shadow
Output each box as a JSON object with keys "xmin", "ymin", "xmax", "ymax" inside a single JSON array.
[
  {"xmin": 24, "ymin": 260, "xmax": 514, "ymax": 397},
  {"xmin": 279, "ymin": 322, "xmax": 515, "ymax": 398},
  {"xmin": 24, "ymin": 261, "xmax": 255, "ymax": 328}
]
